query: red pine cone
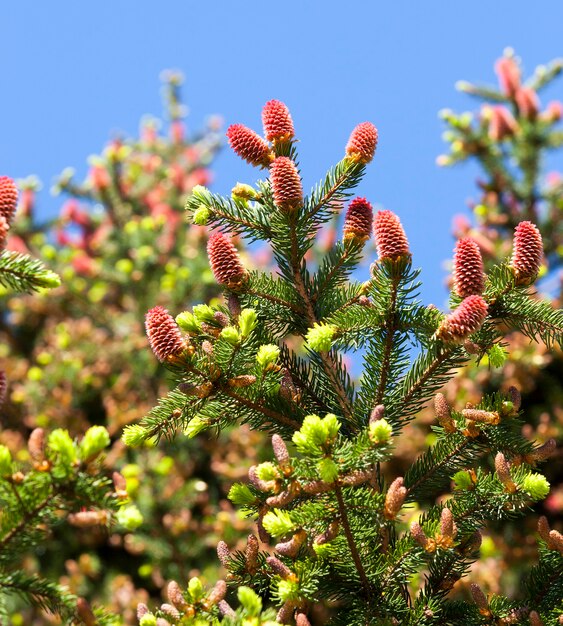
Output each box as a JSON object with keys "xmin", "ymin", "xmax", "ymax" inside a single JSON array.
[
  {"xmin": 345, "ymin": 122, "xmax": 378, "ymax": 164},
  {"xmin": 226, "ymin": 124, "xmax": 273, "ymax": 167},
  {"xmin": 488, "ymin": 106, "xmax": 517, "ymax": 142},
  {"xmin": 515, "ymin": 87, "xmax": 540, "ymax": 120},
  {"xmin": 0, "ymin": 216, "xmax": 9, "ymax": 251},
  {"xmin": 373, "ymin": 210, "xmax": 410, "ymax": 260},
  {"xmin": 207, "ymin": 231, "xmax": 248, "ymax": 289},
  {"xmin": 495, "ymin": 56, "xmax": 521, "ymax": 98},
  {"xmin": 510, "ymin": 221, "xmax": 543, "ymax": 282},
  {"xmin": 262, "ymin": 100, "xmax": 295, "ymax": 142},
  {"xmin": 453, "ymin": 237, "xmax": 485, "ymax": 298},
  {"xmin": 437, "ymin": 295, "xmax": 488, "ymax": 342},
  {"xmin": 0, "ymin": 370, "xmax": 6, "ymax": 406},
  {"xmin": 145, "ymin": 306, "xmax": 186, "ymax": 362},
  {"xmin": 0, "ymin": 176, "xmax": 18, "ymax": 225},
  {"xmin": 343, "ymin": 197, "xmax": 373, "ymax": 244},
  {"xmin": 270, "ymin": 156, "xmax": 303, "ymax": 212}
]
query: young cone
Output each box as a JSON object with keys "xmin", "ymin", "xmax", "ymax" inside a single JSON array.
[
  {"xmin": 343, "ymin": 197, "xmax": 373, "ymax": 245},
  {"xmin": 226, "ymin": 124, "xmax": 273, "ymax": 167},
  {"xmin": 510, "ymin": 221, "xmax": 543, "ymax": 283},
  {"xmin": 345, "ymin": 122, "xmax": 378, "ymax": 164},
  {"xmin": 515, "ymin": 87, "xmax": 540, "ymax": 120},
  {"xmin": 262, "ymin": 100, "xmax": 295, "ymax": 143},
  {"xmin": 373, "ymin": 210, "xmax": 410, "ymax": 261},
  {"xmin": 453, "ymin": 237, "xmax": 485, "ymax": 297},
  {"xmin": 488, "ymin": 106, "xmax": 518, "ymax": 141},
  {"xmin": 207, "ymin": 231, "xmax": 248, "ymax": 289},
  {"xmin": 270, "ymin": 156, "xmax": 303, "ymax": 212},
  {"xmin": 0, "ymin": 176, "xmax": 18, "ymax": 225},
  {"xmin": 495, "ymin": 56, "xmax": 521, "ymax": 98},
  {"xmin": 145, "ymin": 306, "xmax": 186, "ymax": 362},
  {"xmin": 437, "ymin": 295, "xmax": 488, "ymax": 343}
]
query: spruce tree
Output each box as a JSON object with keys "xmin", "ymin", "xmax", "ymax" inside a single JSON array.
[
  {"xmin": 128, "ymin": 99, "xmax": 563, "ymax": 625},
  {"xmin": 0, "ymin": 178, "xmax": 127, "ymax": 623}
]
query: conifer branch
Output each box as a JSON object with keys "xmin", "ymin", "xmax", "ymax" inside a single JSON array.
[
  {"xmin": 334, "ymin": 484, "xmax": 372, "ymax": 600},
  {"xmin": 220, "ymin": 386, "xmax": 301, "ymax": 431},
  {"xmin": 375, "ymin": 274, "xmax": 400, "ymax": 405},
  {"xmin": 288, "ymin": 214, "xmax": 354, "ymax": 422}
]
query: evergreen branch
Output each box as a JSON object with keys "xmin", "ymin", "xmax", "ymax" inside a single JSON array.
[
  {"xmin": 220, "ymin": 385, "xmax": 301, "ymax": 431},
  {"xmin": 304, "ymin": 159, "xmax": 365, "ymax": 225},
  {"xmin": 288, "ymin": 213, "xmax": 354, "ymax": 423},
  {"xmin": 0, "ymin": 494, "xmax": 53, "ymax": 553},
  {"xmin": 0, "ymin": 571, "xmax": 77, "ymax": 618},
  {"xmin": 375, "ymin": 273, "xmax": 400, "ymax": 405},
  {"xmin": 334, "ymin": 484, "xmax": 372, "ymax": 601},
  {"xmin": 404, "ymin": 436, "xmax": 476, "ymax": 501},
  {"xmin": 491, "ymin": 292, "xmax": 563, "ymax": 348},
  {"xmin": 0, "ymin": 250, "xmax": 60, "ymax": 293},
  {"xmin": 388, "ymin": 345, "xmax": 466, "ymax": 426}
]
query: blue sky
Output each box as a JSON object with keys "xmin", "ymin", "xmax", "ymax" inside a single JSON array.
[{"xmin": 2, "ymin": 1, "xmax": 562, "ymax": 305}]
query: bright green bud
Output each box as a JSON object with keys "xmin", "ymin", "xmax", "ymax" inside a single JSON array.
[
  {"xmin": 176, "ymin": 311, "xmax": 201, "ymax": 333},
  {"xmin": 220, "ymin": 325, "xmax": 240, "ymax": 345},
  {"xmin": 487, "ymin": 344, "xmax": 507, "ymax": 368},
  {"xmin": 116, "ymin": 505, "xmax": 144, "ymax": 531},
  {"xmin": 121, "ymin": 424, "xmax": 149, "ymax": 447},
  {"xmin": 228, "ymin": 482, "xmax": 256, "ymax": 506},
  {"xmin": 27, "ymin": 366, "xmax": 42, "ymax": 382},
  {"xmin": 183, "ymin": 415, "xmax": 209, "ymax": 438},
  {"xmin": 520, "ymin": 473, "xmax": 550, "ymax": 500},
  {"xmin": 318, "ymin": 457, "xmax": 339, "ymax": 483},
  {"xmin": 140, "ymin": 216, "xmax": 155, "ymax": 230},
  {"xmin": 0, "ymin": 445, "xmax": 12, "ymax": 476},
  {"xmin": 47, "ymin": 429, "xmax": 77, "ymax": 466},
  {"xmin": 293, "ymin": 414, "xmax": 340, "ymax": 456},
  {"xmin": 256, "ymin": 462, "xmax": 279, "ymax": 481},
  {"xmin": 193, "ymin": 304, "xmax": 215, "ymax": 323},
  {"xmin": 35, "ymin": 270, "xmax": 61, "ymax": 289},
  {"xmin": 139, "ymin": 614, "xmax": 157, "ymax": 626},
  {"xmin": 262, "ymin": 509, "xmax": 296, "ymax": 538},
  {"xmin": 452, "ymin": 470, "xmax": 474, "ymax": 490},
  {"xmin": 277, "ymin": 579, "xmax": 300, "ymax": 603},
  {"xmin": 188, "ymin": 577, "xmax": 205, "ymax": 602},
  {"xmin": 115, "ymin": 258, "xmax": 134, "ymax": 274},
  {"xmin": 193, "ymin": 205, "xmax": 211, "ymax": 225},
  {"xmin": 191, "ymin": 185, "xmax": 209, "ymax": 200},
  {"xmin": 305, "ymin": 323, "xmax": 336, "ymax": 352},
  {"xmin": 79, "ymin": 426, "xmax": 110, "ymax": 461},
  {"xmin": 239, "ymin": 308, "xmax": 258, "ymax": 337},
  {"xmin": 232, "ymin": 183, "xmax": 258, "ymax": 202},
  {"xmin": 323, "ymin": 413, "xmax": 341, "ymax": 440},
  {"xmin": 237, "ymin": 586, "xmax": 262, "ymax": 616},
  {"xmin": 256, "ymin": 344, "xmax": 280, "ymax": 368},
  {"xmin": 369, "ymin": 418, "xmax": 393, "ymax": 444},
  {"xmin": 154, "ymin": 456, "xmax": 174, "ymax": 476},
  {"xmin": 313, "ymin": 542, "xmax": 333, "ymax": 558}
]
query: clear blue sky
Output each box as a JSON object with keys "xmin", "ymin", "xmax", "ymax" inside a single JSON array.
[{"xmin": 2, "ymin": 1, "xmax": 562, "ymax": 305}]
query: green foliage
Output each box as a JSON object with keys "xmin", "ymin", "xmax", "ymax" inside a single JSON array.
[
  {"xmin": 0, "ymin": 250, "xmax": 60, "ymax": 293},
  {"xmin": 133, "ymin": 92, "xmax": 563, "ymax": 625}
]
